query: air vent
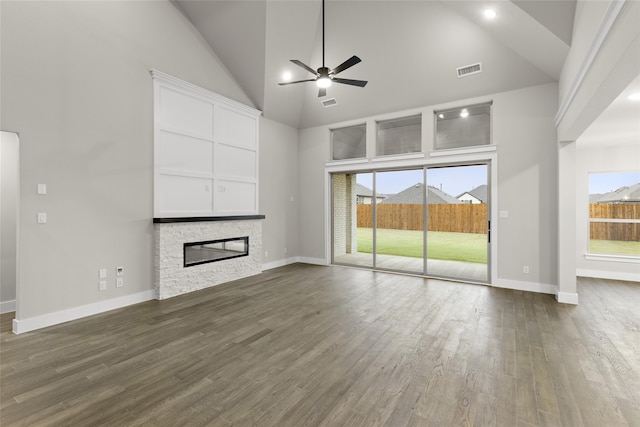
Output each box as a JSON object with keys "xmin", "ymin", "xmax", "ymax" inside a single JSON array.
[
  {"xmin": 456, "ymin": 62, "xmax": 482, "ymax": 78},
  {"xmin": 321, "ymin": 98, "xmax": 338, "ymax": 108}
]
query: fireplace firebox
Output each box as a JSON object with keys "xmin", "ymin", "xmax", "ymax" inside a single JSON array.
[{"xmin": 184, "ymin": 237, "xmax": 249, "ymax": 267}]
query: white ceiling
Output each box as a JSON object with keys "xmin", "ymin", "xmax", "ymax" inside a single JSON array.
[
  {"xmin": 173, "ymin": 0, "xmax": 576, "ymax": 129},
  {"xmin": 578, "ymin": 74, "xmax": 640, "ymax": 147}
]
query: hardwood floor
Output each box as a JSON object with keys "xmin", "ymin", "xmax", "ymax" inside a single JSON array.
[{"xmin": 1, "ymin": 264, "xmax": 639, "ymax": 426}]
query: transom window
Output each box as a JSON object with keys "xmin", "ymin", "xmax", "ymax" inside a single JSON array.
[{"xmin": 435, "ymin": 102, "xmax": 492, "ymax": 150}]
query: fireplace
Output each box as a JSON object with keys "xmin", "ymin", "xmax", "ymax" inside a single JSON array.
[
  {"xmin": 154, "ymin": 215, "xmax": 264, "ymax": 299},
  {"xmin": 184, "ymin": 237, "xmax": 249, "ymax": 267}
]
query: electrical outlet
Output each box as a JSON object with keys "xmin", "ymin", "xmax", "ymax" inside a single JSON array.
[
  {"xmin": 265, "ymin": 251, "xmax": 269, "ymax": 258},
  {"xmin": 116, "ymin": 278, "xmax": 124, "ymax": 288},
  {"xmin": 99, "ymin": 281, "xmax": 107, "ymax": 291},
  {"xmin": 37, "ymin": 213, "xmax": 47, "ymax": 224},
  {"xmin": 99, "ymin": 268, "xmax": 107, "ymax": 279},
  {"xmin": 523, "ymin": 266, "xmax": 530, "ymax": 274}
]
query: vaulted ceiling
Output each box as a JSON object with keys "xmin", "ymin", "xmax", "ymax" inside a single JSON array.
[{"xmin": 173, "ymin": 0, "xmax": 576, "ymax": 129}]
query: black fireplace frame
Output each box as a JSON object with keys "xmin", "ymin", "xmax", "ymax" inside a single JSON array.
[{"xmin": 183, "ymin": 236, "xmax": 249, "ymax": 267}]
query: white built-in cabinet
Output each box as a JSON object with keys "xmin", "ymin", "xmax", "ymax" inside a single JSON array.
[{"xmin": 152, "ymin": 70, "xmax": 261, "ymax": 217}]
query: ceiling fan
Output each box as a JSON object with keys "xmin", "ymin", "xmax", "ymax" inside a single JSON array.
[{"xmin": 278, "ymin": 0, "xmax": 368, "ymax": 97}]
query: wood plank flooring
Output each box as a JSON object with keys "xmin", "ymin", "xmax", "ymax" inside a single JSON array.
[{"xmin": 1, "ymin": 264, "xmax": 639, "ymax": 426}]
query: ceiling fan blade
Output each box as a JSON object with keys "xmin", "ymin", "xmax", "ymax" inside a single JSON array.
[
  {"xmin": 330, "ymin": 55, "xmax": 361, "ymax": 76},
  {"xmin": 290, "ymin": 59, "xmax": 318, "ymax": 76},
  {"xmin": 332, "ymin": 77, "xmax": 368, "ymax": 87},
  {"xmin": 278, "ymin": 79, "xmax": 317, "ymax": 86},
  {"xmin": 318, "ymin": 87, "xmax": 327, "ymax": 98}
]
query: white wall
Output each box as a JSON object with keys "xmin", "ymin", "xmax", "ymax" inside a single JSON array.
[
  {"xmin": 576, "ymin": 142, "xmax": 640, "ymax": 281},
  {"xmin": 494, "ymin": 84, "xmax": 559, "ymax": 287},
  {"xmin": 557, "ymin": 0, "xmax": 640, "ymax": 141},
  {"xmin": 0, "ymin": 132, "xmax": 19, "ymax": 312},
  {"xmin": 1, "ymin": 1, "xmax": 254, "ymax": 324},
  {"xmin": 259, "ymin": 117, "xmax": 299, "ymax": 269},
  {"xmin": 298, "ymin": 126, "xmax": 330, "ymax": 263},
  {"xmin": 297, "ymin": 83, "xmax": 559, "ymax": 289}
]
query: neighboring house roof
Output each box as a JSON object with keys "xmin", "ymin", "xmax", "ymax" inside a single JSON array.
[
  {"xmin": 356, "ymin": 183, "xmax": 387, "ymax": 200},
  {"xmin": 589, "ymin": 193, "xmax": 605, "ymax": 203},
  {"xmin": 380, "ymin": 183, "xmax": 461, "ymax": 204},
  {"xmin": 355, "ymin": 183, "xmax": 374, "ymax": 197},
  {"xmin": 594, "ymin": 183, "xmax": 640, "ymax": 203},
  {"xmin": 457, "ymin": 184, "xmax": 488, "ymax": 203}
]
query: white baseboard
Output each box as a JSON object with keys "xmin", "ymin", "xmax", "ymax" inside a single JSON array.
[
  {"xmin": 262, "ymin": 257, "xmax": 298, "ymax": 271},
  {"xmin": 263, "ymin": 256, "xmax": 328, "ymax": 271},
  {"xmin": 492, "ymin": 278, "xmax": 557, "ymax": 295},
  {"xmin": 556, "ymin": 291, "xmax": 579, "ymax": 305},
  {"xmin": 0, "ymin": 300, "xmax": 16, "ymax": 314},
  {"xmin": 577, "ymin": 269, "xmax": 640, "ymax": 283},
  {"xmin": 12, "ymin": 290, "xmax": 155, "ymax": 334},
  {"xmin": 296, "ymin": 256, "xmax": 327, "ymax": 266}
]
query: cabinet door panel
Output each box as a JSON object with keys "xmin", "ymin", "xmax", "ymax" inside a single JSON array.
[
  {"xmin": 159, "ymin": 175, "xmax": 213, "ymax": 213},
  {"xmin": 214, "ymin": 180, "xmax": 256, "ymax": 213},
  {"xmin": 215, "ymin": 144, "xmax": 256, "ymax": 180},
  {"xmin": 215, "ymin": 105, "xmax": 256, "ymax": 149},
  {"xmin": 160, "ymin": 87, "xmax": 213, "ymax": 138},
  {"xmin": 160, "ymin": 131, "xmax": 213, "ymax": 175}
]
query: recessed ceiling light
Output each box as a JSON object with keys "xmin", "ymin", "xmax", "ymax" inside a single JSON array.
[
  {"xmin": 282, "ymin": 71, "xmax": 292, "ymax": 81},
  {"xmin": 460, "ymin": 109, "xmax": 469, "ymax": 118},
  {"xmin": 628, "ymin": 92, "xmax": 640, "ymax": 101},
  {"xmin": 484, "ymin": 9, "xmax": 497, "ymax": 19}
]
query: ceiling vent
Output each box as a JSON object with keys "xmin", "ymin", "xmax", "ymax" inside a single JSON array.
[
  {"xmin": 321, "ymin": 98, "xmax": 338, "ymax": 108},
  {"xmin": 456, "ymin": 62, "xmax": 482, "ymax": 78}
]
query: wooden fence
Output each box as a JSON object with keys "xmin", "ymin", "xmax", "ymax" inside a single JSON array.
[
  {"xmin": 589, "ymin": 204, "xmax": 639, "ymax": 242},
  {"xmin": 357, "ymin": 204, "xmax": 487, "ymax": 234},
  {"xmin": 356, "ymin": 203, "xmax": 639, "ymax": 241}
]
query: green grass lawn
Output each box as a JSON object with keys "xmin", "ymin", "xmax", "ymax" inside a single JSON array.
[
  {"xmin": 356, "ymin": 228, "xmax": 487, "ymax": 264},
  {"xmin": 589, "ymin": 240, "xmax": 640, "ymax": 256}
]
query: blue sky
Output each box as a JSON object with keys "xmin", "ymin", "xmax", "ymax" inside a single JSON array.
[
  {"xmin": 356, "ymin": 165, "xmax": 487, "ymax": 196},
  {"xmin": 589, "ymin": 171, "xmax": 640, "ymax": 194},
  {"xmin": 357, "ymin": 167, "xmax": 639, "ymax": 196}
]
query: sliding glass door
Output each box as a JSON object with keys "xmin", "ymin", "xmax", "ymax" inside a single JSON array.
[
  {"xmin": 426, "ymin": 164, "xmax": 489, "ymax": 282},
  {"xmin": 332, "ymin": 162, "xmax": 490, "ymax": 283},
  {"xmin": 374, "ymin": 170, "xmax": 424, "ymax": 273}
]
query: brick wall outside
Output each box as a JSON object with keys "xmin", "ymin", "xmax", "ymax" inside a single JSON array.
[{"xmin": 333, "ymin": 174, "xmax": 357, "ymax": 257}]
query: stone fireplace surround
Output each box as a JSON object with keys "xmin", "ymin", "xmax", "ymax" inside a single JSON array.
[{"xmin": 153, "ymin": 215, "xmax": 265, "ymax": 300}]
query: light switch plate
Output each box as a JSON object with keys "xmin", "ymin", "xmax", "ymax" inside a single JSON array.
[
  {"xmin": 37, "ymin": 184, "xmax": 47, "ymax": 195},
  {"xmin": 99, "ymin": 268, "xmax": 107, "ymax": 279},
  {"xmin": 37, "ymin": 213, "xmax": 47, "ymax": 224}
]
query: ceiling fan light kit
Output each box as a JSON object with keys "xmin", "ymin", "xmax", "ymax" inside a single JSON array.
[{"xmin": 278, "ymin": 0, "xmax": 367, "ymax": 97}]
